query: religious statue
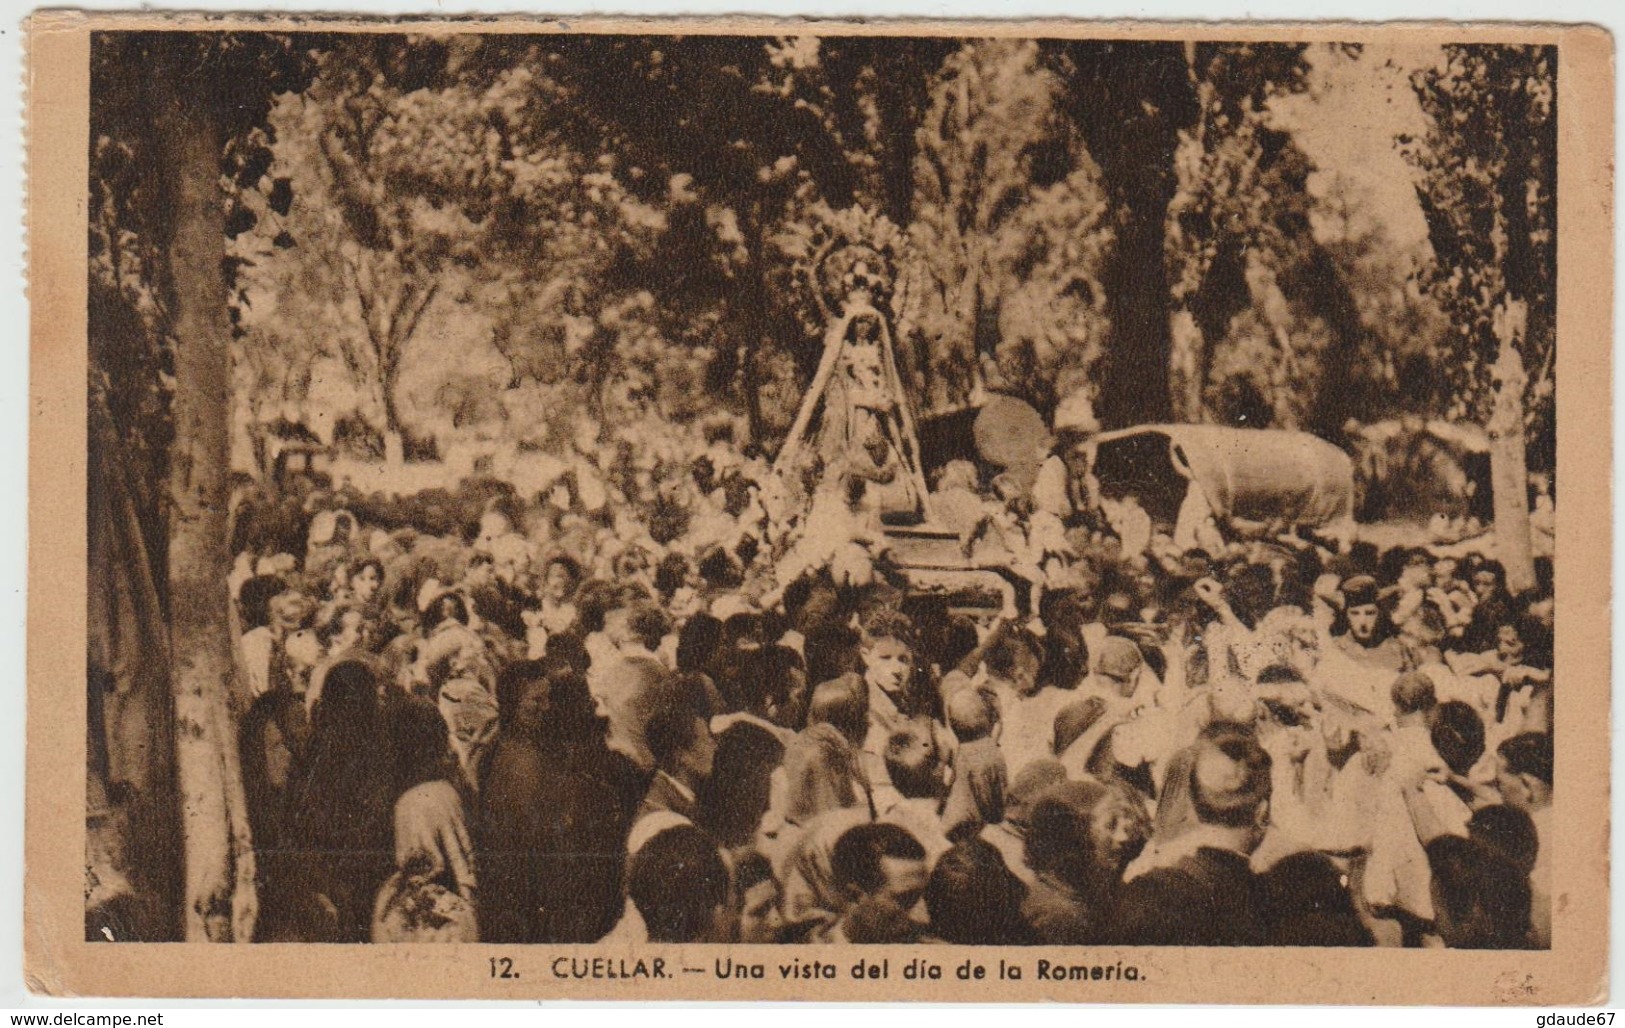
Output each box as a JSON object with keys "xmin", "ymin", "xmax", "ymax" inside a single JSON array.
[{"xmin": 774, "ymin": 249, "xmax": 933, "ymax": 526}]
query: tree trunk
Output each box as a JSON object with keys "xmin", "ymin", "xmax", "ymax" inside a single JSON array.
[
  {"xmin": 1168, "ymin": 308, "xmax": 1206, "ymax": 422},
  {"xmin": 1489, "ymin": 312, "xmax": 1537, "ymax": 594},
  {"xmin": 1058, "ymin": 42, "xmax": 1192, "ymax": 429},
  {"xmin": 380, "ymin": 352, "xmax": 407, "ymax": 465},
  {"xmin": 152, "ymin": 57, "xmax": 258, "ymax": 942},
  {"xmin": 1098, "ymin": 212, "xmax": 1176, "ymax": 427}
]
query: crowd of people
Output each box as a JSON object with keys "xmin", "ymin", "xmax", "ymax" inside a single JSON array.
[{"xmin": 229, "ymin": 418, "xmax": 1556, "ymax": 950}]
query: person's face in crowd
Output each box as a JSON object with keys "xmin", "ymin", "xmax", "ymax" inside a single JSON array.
[
  {"xmin": 543, "ymin": 562, "xmax": 575, "ymax": 604},
  {"xmin": 862, "ymin": 638, "xmax": 915, "ymax": 697},
  {"xmin": 269, "ymin": 591, "xmax": 308, "ymax": 637},
  {"xmin": 677, "ymin": 718, "xmax": 718, "ymax": 782},
  {"xmin": 353, "ymin": 563, "xmax": 381, "ymax": 605},
  {"xmin": 1089, "ymin": 795, "xmax": 1148, "ymax": 872},
  {"xmin": 736, "ymin": 879, "xmax": 784, "ymax": 944},
  {"xmin": 1347, "ymin": 603, "xmax": 1381, "ymax": 644},
  {"xmin": 1496, "ymin": 624, "xmax": 1526, "ymax": 666},
  {"xmin": 1432, "ymin": 558, "xmax": 1459, "ymax": 590},
  {"xmin": 874, "ymin": 855, "xmax": 930, "ymax": 914},
  {"xmin": 994, "ymin": 640, "xmax": 1042, "ymax": 698},
  {"xmin": 513, "ymin": 676, "xmax": 553, "ymax": 736},
  {"xmin": 1472, "ymin": 570, "xmax": 1500, "ymax": 603}
]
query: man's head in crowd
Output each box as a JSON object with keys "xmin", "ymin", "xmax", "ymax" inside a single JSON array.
[
  {"xmin": 1430, "ymin": 700, "xmax": 1487, "ymax": 777},
  {"xmin": 1426, "ymin": 835, "xmax": 1532, "ymax": 950},
  {"xmin": 698, "ymin": 722, "xmax": 786, "ymax": 850},
  {"xmin": 1023, "ymin": 779, "xmax": 1108, "ymax": 890},
  {"xmin": 1093, "ymin": 636, "xmax": 1144, "ymax": 699},
  {"xmin": 1496, "ymin": 622, "xmax": 1527, "ymax": 666},
  {"xmin": 237, "ymin": 574, "xmax": 285, "ymax": 632},
  {"xmin": 884, "ymin": 726, "xmax": 943, "ymax": 801},
  {"xmin": 1190, "ymin": 723, "xmax": 1273, "ymax": 851},
  {"xmin": 348, "ymin": 558, "xmax": 384, "ymax": 606},
  {"xmin": 1004, "ymin": 760, "xmax": 1067, "ymax": 833},
  {"xmin": 858, "ymin": 608, "xmax": 917, "ymax": 699},
  {"xmin": 1468, "ymin": 804, "xmax": 1539, "ymax": 875},
  {"xmin": 986, "ymin": 629, "xmax": 1043, "ymax": 698},
  {"xmin": 645, "ymin": 693, "xmax": 717, "ymax": 790},
  {"xmin": 1496, "ymin": 733, "xmax": 1553, "ymax": 811},
  {"xmin": 734, "ymin": 645, "xmax": 798, "ymax": 726},
  {"xmin": 540, "ymin": 555, "xmax": 582, "ymax": 604},
  {"xmin": 1390, "ymin": 671, "xmax": 1438, "ymax": 724},
  {"xmin": 732, "ymin": 852, "xmax": 785, "ymax": 944},
  {"xmin": 1471, "ymin": 560, "xmax": 1507, "ymax": 604},
  {"xmin": 1339, "ymin": 575, "xmax": 1386, "ymax": 646},
  {"xmin": 832, "ymin": 822, "xmax": 930, "ymax": 914},
  {"xmin": 628, "ymin": 825, "xmax": 731, "ymax": 943},
  {"xmin": 808, "ymin": 676, "xmax": 870, "ymax": 749},
  {"xmin": 1087, "ymin": 783, "xmax": 1151, "ymax": 874},
  {"xmin": 946, "ymin": 686, "xmax": 999, "ymax": 744},
  {"xmin": 925, "ymin": 838, "xmax": 1030, "ymax": 945}
]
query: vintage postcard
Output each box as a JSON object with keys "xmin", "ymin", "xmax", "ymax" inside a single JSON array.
[{"xmin": 25, "ymin": 14, "xmax": 1612, "ymax": 1003}]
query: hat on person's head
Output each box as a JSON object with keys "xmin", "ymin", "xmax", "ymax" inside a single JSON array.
[
  {"xmin": 1094, "ymin": 635, "xmax": 1144, "ymax": 681},
  {"xmin": 1341, "ymin": 574, "xmax": 1379, "ymax": 609},
  {"xmin": 1005, "ymin": 759, "xmax": 1068, "ymax": 826}
]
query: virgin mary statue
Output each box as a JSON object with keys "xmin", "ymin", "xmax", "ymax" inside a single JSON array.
[{"xmin": 773, "ymin": 268, "xmax": 933, "ymax": 526}]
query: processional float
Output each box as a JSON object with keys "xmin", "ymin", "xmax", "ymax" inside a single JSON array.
[{"xmin": 772, "ymin": 218, "xmax": 1022, "ymax": 616}]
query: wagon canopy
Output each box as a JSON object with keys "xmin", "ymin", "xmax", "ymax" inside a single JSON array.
[{"xmin": 1085, "ymin": 425, "xmax": 1356, "ymax": 529}]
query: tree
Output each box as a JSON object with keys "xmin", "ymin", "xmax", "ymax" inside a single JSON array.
[
  {"xmin": 905, "ymin": 40, "xmax": 1115, "ymax": 418},
  {"xmin": 235, "ymin": 40, "xmax": 523, "ymax": 457},
  {"xmin": 92, "ymin": 31, "xmax": 320, "ymax": 942},
  {"xmin": 1406, "ymin": 45, "xmax": 1556, "ymax": 592},
  {"xmin": 1047, "ymin": 42, "xmax": 1197, "ymax": 428}
]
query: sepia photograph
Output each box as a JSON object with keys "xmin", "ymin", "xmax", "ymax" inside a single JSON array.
[{"xmin": 24, "ymin": 16, "xmax": 1612, "ymax": 1003}]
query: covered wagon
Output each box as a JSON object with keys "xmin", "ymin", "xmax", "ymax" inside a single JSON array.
[{"xmin": 1083, "ymin": 424, "xmax": 1356, "ymax": 532}]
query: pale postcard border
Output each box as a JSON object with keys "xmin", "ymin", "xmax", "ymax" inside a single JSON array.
[{"xmin": 23, "ymin": 13, "xmax": 1615, "ymax": 1003}]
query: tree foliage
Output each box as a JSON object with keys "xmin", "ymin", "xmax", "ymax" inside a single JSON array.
[{"xmin": 1405, "ymin": 44, "xmax": 1556, "ymax": 469}]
